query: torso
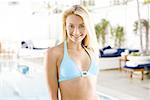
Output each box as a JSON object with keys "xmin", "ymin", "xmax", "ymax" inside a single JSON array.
[{"xmin": 54, "ymin": 42, "xmax": 98, "ymax": 100}]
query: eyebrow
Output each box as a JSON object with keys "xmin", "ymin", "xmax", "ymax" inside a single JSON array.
[
  {"xmin": 79, "ymin": 23, "xmax": 84, "ymax": 25},
  {"xmin": 68, "ymin": 23, "xmax": 84, "ymax": 25}
]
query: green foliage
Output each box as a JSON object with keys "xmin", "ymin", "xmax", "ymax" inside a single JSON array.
[
  {"xmin": 133, "ymin": 21, "xmax": 138, "ymax": 34},
  {"xmin": 95, "ymin": 19, "xmax": 125, "ymax": 48},
  {"xmin": 133, "ymin": 19, "xmax": 149, "ymax": 34},
  {"xmin": 144, "ymin": 0, "xmax": 150, "ymax": 4},
  {"xmin": 133, "ymin": 19, "xmax": 149, "ymax": 54},
  {"xmin": 111, "ymin": 25, "xmax": 125, "ymax": 47},
  {"xmin": 95, "ymin": 23, "xmax": 101, "ymax": 39},
  {"xmin": 130, "ymin": 52, "xmax": 141, "ymax": 56},
  {"xmin": 95, "ymin": 19, "xmax": 109, "ymax": 47}
]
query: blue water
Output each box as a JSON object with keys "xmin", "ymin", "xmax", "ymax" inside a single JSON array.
[
  {"xmin": 101, "ymin": 96, "xmax": 112, "ymax": 100},
  {"xmin": 98, "ymin": 92, "xmax": 118, "ymax": 100},
  {"xmin": 0, "ymin": 64, "xmax": 118, "ymax": 100}
]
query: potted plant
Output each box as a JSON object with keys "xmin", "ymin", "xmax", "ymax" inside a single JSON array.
[
  {"xmin": 133, "ymin": 19, "xmax": 150, "ymax": 55},
  {"xmin": 95, "ymin": 19, "xmax": 109, "ymax": 47},
  {"xmin": 111, "ymin": 25, "xmax": 125, "ymax": 48}
]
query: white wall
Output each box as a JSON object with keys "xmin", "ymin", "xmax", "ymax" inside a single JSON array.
[
  {"xmin": 0, "ymin": 0, "xmax": 149, "ymax": 51},
  {"xmin": 0, "ymin": 1, "xmax": 50, "ymax": 41},
  {"xmin": 91, "ymin": 2, "xmax": 150, "ymax": 50}
]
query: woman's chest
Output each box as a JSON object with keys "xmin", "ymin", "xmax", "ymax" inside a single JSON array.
[{"xmin": 67, "ymin": 50, "xmax": 91, "ymax": 70}]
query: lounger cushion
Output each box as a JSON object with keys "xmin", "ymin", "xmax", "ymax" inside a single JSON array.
[{"xmin": 125, "ymin": 63, "xmax": 150, "ymax": 69}]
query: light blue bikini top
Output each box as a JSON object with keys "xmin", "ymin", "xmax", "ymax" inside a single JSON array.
[{"xmin": 59, "ymin": 41, "xmax": 98, "ymax": 82}]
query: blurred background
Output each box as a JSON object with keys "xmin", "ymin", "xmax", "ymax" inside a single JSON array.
[{"xmin": 0, "ymin": 0, "xmax": 150, "ymax": 100}]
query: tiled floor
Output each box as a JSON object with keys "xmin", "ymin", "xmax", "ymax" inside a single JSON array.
[{"xmin": 96, "ymin": 69, "xmax": 150, "ymax": 100}]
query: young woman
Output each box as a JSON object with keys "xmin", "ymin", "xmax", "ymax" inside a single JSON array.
[{"xmin": 46, "ymin": 5, "xmax": 99, "ymax": 100}]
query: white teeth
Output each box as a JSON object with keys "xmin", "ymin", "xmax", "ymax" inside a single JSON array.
[
  {"xmin": 74, "ymin": 36, "xmax": 80, "ymax": 38},
  {"xmin": 75, "ymin": 36, "xmax": 80, "ymax": 37},
  {"xmin": 71, "ymin": 34, "xmax": 83, "ymax": 39},
  {"xmin": 74, "ymin": 35, "xmax": 82, "ymax": 37}
]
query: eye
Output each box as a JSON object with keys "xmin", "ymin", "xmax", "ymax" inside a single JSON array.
[
  {"xmin": 80, "ymin": 34, "xmax": 84, "ymax": 36},
  {"xmin": 69, "ymin": 24, "xmax": 74, "ymax": 29},
  {"xmin": 79, "ymin": 24, "xmax": 85, "ymax": 29},
  {"xmin": 70, "ymin": 33, "xmax": 74, "ymax": 36}
]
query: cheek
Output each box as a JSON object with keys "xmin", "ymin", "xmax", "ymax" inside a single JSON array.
[
  {"xmin": 82, "ymin": 30, "xmax": 87, "ymax": 36},
  {"xmin": 66, "ymin": 30, "xmax": 72, "ymax": 37},
  {"xmin": 82, "ymin": 33, "xmax": 87, "ymax": 39},
  {"xmin": 66, "ymin": 30, "xmax": 73, "ymax": 38},
  {"xmin": 66, "ymin": 27, "xmax": 73, "ymax": 34}
]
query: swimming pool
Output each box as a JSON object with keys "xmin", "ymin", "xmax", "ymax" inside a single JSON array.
[
  {"xmin": 97, "ymin": 92, "xmax": 119, "ymax": 100},
  {"xmin": 0, "ymin": 64, "xmax": 119, "ymax": 100}
]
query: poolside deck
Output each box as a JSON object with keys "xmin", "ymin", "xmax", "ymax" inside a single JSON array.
[{"xmin": 97, "ymin": 69, "xmax": 150, "ymax": 100}]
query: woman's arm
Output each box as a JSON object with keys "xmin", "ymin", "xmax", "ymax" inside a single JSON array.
[{"xmin": 46, "ymin": 48, "xmax": 59, "ymax": 100}]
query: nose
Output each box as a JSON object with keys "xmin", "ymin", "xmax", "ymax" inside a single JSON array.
[{"xmin": 73, "ymin": 27, "xmax": 80, "ymax": 36}]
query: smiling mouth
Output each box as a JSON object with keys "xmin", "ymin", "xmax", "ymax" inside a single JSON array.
[
  {"xmin": 73, "ymin": 36, "xmax": 82, "ymax": 40},
  {"xmin": 74, "ymin": 36, "xmax": 81, "ymax": 38},
  {"xmin": 71, "ymin": 34, "xmax": 83, "ymax": 38}
]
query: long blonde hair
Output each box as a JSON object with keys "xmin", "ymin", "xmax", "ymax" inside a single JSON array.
[{"xmin": 62, "ymin": 5, "xmax": 99, "ymax": 56}]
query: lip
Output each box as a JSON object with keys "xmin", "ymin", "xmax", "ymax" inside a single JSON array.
[
  {"xmin": 72, "ymin": 35, "xmax": 82, "ymax": 39},
  {"xmin": 71, "ymin": 34, "xmax": 83, "ymax": 37},
  {"xmin": 74, "ymin": 36, "xmax": 80, "ymax": 38},
  {"xmin": 70, "ymin": 33, "xmax": 84, "ymax": 40}
]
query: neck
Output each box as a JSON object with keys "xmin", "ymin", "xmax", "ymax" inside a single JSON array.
[{"xmin": 67, "ymin": 40, "xmax": 83, "ymax": 51}]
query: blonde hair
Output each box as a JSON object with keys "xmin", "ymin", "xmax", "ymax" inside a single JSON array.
[{"xmin": 62, "ymin": 5, "xmax": 99, "ymax": 56}]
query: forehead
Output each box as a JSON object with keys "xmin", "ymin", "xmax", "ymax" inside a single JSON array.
[{"xmin": 66, "ymin": 14, "xmax": 84, "ymax": 24}]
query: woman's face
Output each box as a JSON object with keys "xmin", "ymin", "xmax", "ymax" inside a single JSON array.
[{"xmin": 66, "ymin": 14, "xmax": 87, "ymax": 43}]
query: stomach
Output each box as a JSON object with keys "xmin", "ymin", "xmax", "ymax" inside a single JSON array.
[{"xmin": 59, "ymin": 76, "xmax": 98, "ymax": 100}]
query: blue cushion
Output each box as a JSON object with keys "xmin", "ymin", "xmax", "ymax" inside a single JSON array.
[
  {"xmin": 116, "ymin": 48, "xmax": 125, "ymax": 56},
  {"xmin": 99, "ymin": 48, "xmax": 139, "ymax": 58},
  {"xmin": 102, "ymin": 46, "xmax": 112, "ymax": 51},
  {"xmin": 103, "ymin": 49, "xmax": 118, "ymax": 55},
  {"xmin": 99, "ymin": 49, "xmax": 103, "ymax": 55},
  {"xmin": 125, "ymin": 63, "xmax": 150, "ymax": 69},
  {"xmin": 128, "ymin": 49, "xmax": 139, "ymax": 53},
  {"xmin": 99, "ymin": 48, "xmax": 126, "ymax": 58},
  {"xmin": 100, "ymin": 54, "xmax": 120, "ymax": 57}
]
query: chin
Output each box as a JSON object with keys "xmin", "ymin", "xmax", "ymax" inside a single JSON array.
[{"xmin": 72, "ymin": 39, "xmax": 83, "ymax": 43}]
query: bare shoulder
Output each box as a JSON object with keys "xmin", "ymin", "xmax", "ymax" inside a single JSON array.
[
  {"xmin": 45, "ymin": 42, "xmax": 64, "ymax": 71},
  {"xmin": 47, "ymin": 42, "xmax": 64, "ymax": 59}
]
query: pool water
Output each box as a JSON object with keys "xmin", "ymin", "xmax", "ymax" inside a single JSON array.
[
  {"xmin": 97, "ymin": 92, "xmax": 119, "ymax": 100},
  {"xmin": 101, "ymin": 96, "xmax": 112, "ymax": 100}
]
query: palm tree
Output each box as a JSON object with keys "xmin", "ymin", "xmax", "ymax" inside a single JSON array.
[
  {"xmin": 133, "ymin": 19, "xmax": 149, "ymax": 53},
  {"xmin": 136, "ymin": 0, "xmax": 143, "ymax": 52},
  {"xmin": 134, "ymin": 0, "xmax": 150, "ymax": 54},
  {"xmin": 144, "ymin": 0, "xmax": 150, "ymax": 54}
]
